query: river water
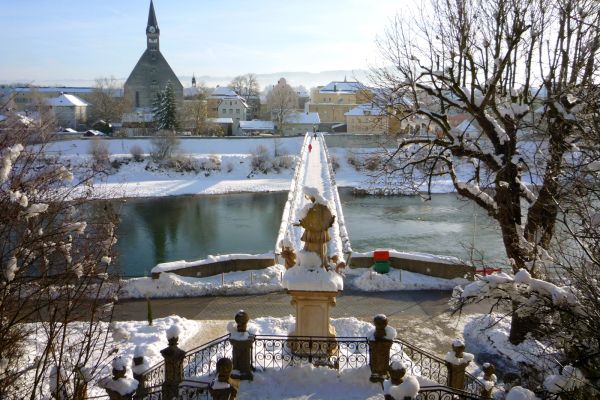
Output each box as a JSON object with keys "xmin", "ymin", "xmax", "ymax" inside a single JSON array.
[{"xmin": 115, "ymin": 189, "xmax": 505, "ymax": 277}]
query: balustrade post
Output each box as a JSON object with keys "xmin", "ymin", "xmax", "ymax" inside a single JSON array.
[
  {"xmin": 481, "ymin": 362, "xmax": 496, "ymax": 399},
  {"xmin": 368, "ymin": 314, "xmax": 394, "ymax": 383},
  {"xmin": 230, "ymin": 310, "xmax": 254, "ymax": 381},
  {"xmin": 131, "ymin": 346, "xmax": 149, "ymax": 399},
  {"xmin": 160, "ymin": 326, "xmax": 186, "ymax": 400},
  {"xmin": 101, "ymin": 357, "xmax": 138, "ymax": 400},
  {"xmin": 209, "ymin": 357, "xmax": 239, "ymax": 400},
  {"xmin": 444, "ymin": 339, "xmax": 474, "ymax": 390}
]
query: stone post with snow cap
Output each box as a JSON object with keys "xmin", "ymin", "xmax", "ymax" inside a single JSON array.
[
  {"xmin": 383, "ymin": 361, "xmax": 420, "ymax": 400},
  {"xmin": 444, "ymin": 339, "xmax": 474, "ymax": 390},
  {"xmin": 229, "ymin": 310, "xmax": 254, "ymax": 381},
  {"xmin": 368, "ymin": 314, "xmax": 396, "ymax": 383},
  {"xmin": 480, "ymin": 362, "xmax": 496, "ymax": 399},
  {"xmin": 160, "ymin": 325, "xmax": 186, "ymax": 400},
  {"xmin": 131, "ymin": 345, "xmax": 150, "ymax": 398},
  {"xmin": 101, "ymin": 357, "xmax": 139, "ymax": 400},
  {"xmin": 209, "ymin": 357, "xmax": 238, "ymax": 400}
]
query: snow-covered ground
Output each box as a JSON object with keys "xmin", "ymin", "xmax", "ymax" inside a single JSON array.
[
  {"xmin": 119, "ymin": 264, "xmax": 468, "ymax": 299},
  {"xmin": 44, "ymin": 136, "xmax": 542, "ymax": 199}
]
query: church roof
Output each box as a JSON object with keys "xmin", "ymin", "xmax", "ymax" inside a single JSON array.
[
  {"xmin": 147, "ymin": 0, "xmax": 159, "ymax": 29},
  {"xmin": 125, "ymin": 49, "xmax": 183, "ymax": 90}
]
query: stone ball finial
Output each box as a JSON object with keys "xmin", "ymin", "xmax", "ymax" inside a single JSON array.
[
  {"xmin": 166, "ymin": 325, "xmax": 181, "ymax": 346},
  {"xmin": 111, "ymin": 357, "xmax": 127, "ymax": 380},
  {"xmin": 216, "ymin": 357, "xmax": 233, "ymax": 383},
  {"xmin": 388, "ymin": 361, "xmax": 407, "ymax": 385},
  {"xmin": 374, "ymin": 314, "xmax": 388, "ymax": 340},
  {"xmin": 452, "ymin": 339, "xmax": 465, "ymax": 358},
  {"xmin": 235, "ymin": 310, "xmax": 249, "ymax": 332}
]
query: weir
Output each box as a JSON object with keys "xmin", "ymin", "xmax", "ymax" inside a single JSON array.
[{"xmin": 274, "ymin": 132, "xmax": 352, "ymax": 265}]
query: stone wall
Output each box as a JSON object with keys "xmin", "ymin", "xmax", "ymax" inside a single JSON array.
[
  {"xmin": 152, "ymin": 257, "xmax": 276, "ymax": 279},
  {"xmin": 349, "ymin": 255, "xmax": 474, "ymax": 280}
]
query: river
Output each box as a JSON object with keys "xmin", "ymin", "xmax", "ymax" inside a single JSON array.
[{"xmin": 114, "ymin": 189, "xmax": 505, "ymax": 277}]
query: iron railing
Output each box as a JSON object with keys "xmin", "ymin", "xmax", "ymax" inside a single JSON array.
[
  {"xmin": 417, "ymin": 385, "xmax": 488, "ymax": 399},
  {"xmin": 138, "ymin": 334, "xmax": 487, "ymax": 399}
]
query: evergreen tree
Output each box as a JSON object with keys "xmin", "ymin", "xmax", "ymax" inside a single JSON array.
[{"xmin": 152, "ymin": 80, "xmax": 178, "ymax": 131}]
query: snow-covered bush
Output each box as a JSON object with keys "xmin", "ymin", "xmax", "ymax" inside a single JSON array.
[
  {"xmin": 88, "ymin": 138, "xmax": 110, "ymax": 169},
  {"xmin": 251, "ymin": 145, "xmax": 272, "ymax": 173},
  {"xmin": 129, "ymin": 144, "xmax": 144, "ymax": 162},
  {"xmin": 329, "ymin": 154, "xmax": 340, "ymax": 172}
]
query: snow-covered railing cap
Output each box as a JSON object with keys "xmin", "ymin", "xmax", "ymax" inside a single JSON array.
[
  {"xmin": 167, "ymin": 325, "xmax": 181, "ymax": 340},
  {"xmin": 133, "ymin": 345, "xmax": 146, "ymax": 358},
  {"xmin": 452, "ymin": 339, "xmax": 465, "ymax": 348},
  {"xmin": 112, "ymin": 356, "xmax": 127, "ymax": 371}
]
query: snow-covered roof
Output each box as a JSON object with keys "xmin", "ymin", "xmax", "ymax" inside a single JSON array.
[
  {"xmin": 208, "ymin": 117, "xmax": 234, "ymax": 124},
  {"xmin": 345, "ymin": 103, "xmax": 386, "ymax": 117},
  {"xmin": 210, "ymin": 87, "xmax": 238, "ymax": 97},
  {"xmin": 84, "ymin": 130, "xmax": 105, "ymax": 136},
  {"xmin": 452, "ymin": 119, "xmax": 481, "ymax": 137},
  {"xmin": 319, "ymin": 81, "xmax": 366, "ymax": 94},
  {"xmin": 46, "ymin": 93, "xmax": 89, "ymax": 107},
  {"xmin": 286, "ymin": 112, "xmax": 320, "ymax": 125},
  {"xmin": 239, "ymin": 120, "xmax": 275, "ymax": 131}
]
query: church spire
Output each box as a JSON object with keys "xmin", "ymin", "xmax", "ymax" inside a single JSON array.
[{"xmin": 146, "ymin": 0, "xmax": 160, "ymax": 51}]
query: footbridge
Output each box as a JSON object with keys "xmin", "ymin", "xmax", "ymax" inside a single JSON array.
[{"xmin": 275, "ymin": 132, "xmax": 352, "ymax": 264}]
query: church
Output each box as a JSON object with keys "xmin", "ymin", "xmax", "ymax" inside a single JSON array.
[{"xmin": 124, "ymin": 0, "xmax": 183, "ymax": 112}]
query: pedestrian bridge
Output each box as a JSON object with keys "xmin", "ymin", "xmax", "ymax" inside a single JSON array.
[{"xmin": 275, "ymin": 132, "xmax": 352, "ymax": 264}]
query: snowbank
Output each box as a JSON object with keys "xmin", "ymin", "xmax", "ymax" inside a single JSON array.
[
  {"xmin": 348, "ymin": 268, "xmax": 468, "ymax": 291},
  {"xmin": 283, "ymin": 251, "xmax": 343, "ymax": 292}
]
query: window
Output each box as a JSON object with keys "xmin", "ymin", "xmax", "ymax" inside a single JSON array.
[
  {"xmin": 236, "ymin": 109, "xmax": 240, "ymax": 114},
  {"xmin": 229, "ymin": 109, "xmax": 233, "ymax": 114},
  {"xmin": 135, "ymin": 91, "xmax": 139, "ymax": 108}
]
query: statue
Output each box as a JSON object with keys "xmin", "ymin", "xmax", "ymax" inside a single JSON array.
[{"xmin": 297, "ymin": 196, "xmax": 335, "ymax": 268}]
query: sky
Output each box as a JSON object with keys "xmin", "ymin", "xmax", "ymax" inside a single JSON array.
[{"xmin": 0, "ymin": 0, "xmax": 412, "ymax": 87}]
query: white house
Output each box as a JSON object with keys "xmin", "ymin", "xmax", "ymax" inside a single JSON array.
[
  {"xmin": 239, "ymin": 120, "xmax": 275, "ymax": 136},
  {"xmin": 284, "ymin": 112, "xmax": 320, "ymax": 136},
  {"xmin": 46, "ymin": 93, "xmax": 89, "ymax": 129}
]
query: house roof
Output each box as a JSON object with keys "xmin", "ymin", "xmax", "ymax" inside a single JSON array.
[
  {"xmin": 345, "ymin": 103, "xmax": 386, "ymax": 116},
  {"xmin": 319, "ymin": 81, "xmax": 366, "ymax": 94},
  {"xmin": 46, "ymin": 93, "xmax": 90, "ymax": 107},
  {"xmin": 239, "ymin": 120, "xmax": 275, "ymax": 130},
  {"xmin": 286, "ymin": 112, "xmax": 320, "ymax": 125},
  {"xmin": 210, "ymin": 87, "xmax": 238, "ymax": 97},
  {"xmin": 217, "ymin": 95, "xmax": 249, "ymax": 108}
]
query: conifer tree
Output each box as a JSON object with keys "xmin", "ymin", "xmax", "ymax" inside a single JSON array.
[{"xmin": 152, "ymin": 81, "xmax": 178, "ymax": 131}]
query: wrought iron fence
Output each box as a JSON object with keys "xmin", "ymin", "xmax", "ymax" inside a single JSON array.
[
  {"xmin": 253, "ymin": 335, "xmax": 369, "ymax": 370},
  {"xmin": 137, "ymin": 333, "xmax": 486, "ymax": 399},
  {"xmin": 139, "ymin": 382, "xmax": 210, "ymax": 400},
  {"xmin": 417, "ymin": 385, "xmax": 487, "ymax": 399},
  {"xmin": 183, "ymin": 335, "xmax": 232, "ymax": 380}
]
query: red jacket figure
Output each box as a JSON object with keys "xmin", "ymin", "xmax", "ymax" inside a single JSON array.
[{"xmin": 308, "ymin": 143, "xmax": 313, "ymax": 153}]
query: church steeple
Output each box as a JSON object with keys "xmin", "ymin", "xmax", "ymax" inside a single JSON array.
[{"xmin": 146, "ymin": 0, "xmax": 160, "ymax": 51}]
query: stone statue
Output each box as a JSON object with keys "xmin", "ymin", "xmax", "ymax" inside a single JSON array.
[
  {"xmin": 298, "ymin": 196, "xmax": 335, "ymax": 268},
  {"xmin": 209, "ymin": 358, "xmax": 238, "ymax": 400},
  {"xmin": 330, "ymin": 255, "xmax": 346, "ymax": 273}
]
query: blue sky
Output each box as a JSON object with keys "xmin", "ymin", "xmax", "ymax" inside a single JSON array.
[{"xmin": 0, "ymin": 0, "xmax": 409, "ymax": 86}]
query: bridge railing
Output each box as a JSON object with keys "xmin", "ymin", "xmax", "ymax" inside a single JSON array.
[{"xmin": 274, "ymin": 133, "xmax": 311, "ymax": 259}]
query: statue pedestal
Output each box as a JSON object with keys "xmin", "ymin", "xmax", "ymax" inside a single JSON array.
[{"xmin": 287, "ymin": 290, "xmax": 339, "ymax": 358}]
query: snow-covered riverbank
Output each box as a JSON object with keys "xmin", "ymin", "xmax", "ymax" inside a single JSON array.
[{"xmin": 45, "ymin": 137, "xmax": 540, "ymax": 199}]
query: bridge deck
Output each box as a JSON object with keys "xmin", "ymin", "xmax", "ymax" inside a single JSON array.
[{"xmin": 275, "ymin": 133, "xmax": 352, "ymax": 263}]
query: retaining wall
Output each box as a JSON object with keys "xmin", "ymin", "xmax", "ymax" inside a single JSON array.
[{"xmin": 350, "ymin": 255, "xmax": 474, "ymax": 280}]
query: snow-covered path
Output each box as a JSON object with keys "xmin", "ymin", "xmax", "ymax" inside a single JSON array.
[{"xmin": 275, "ymin": 133, "xmax": 351, "ymax": 262}]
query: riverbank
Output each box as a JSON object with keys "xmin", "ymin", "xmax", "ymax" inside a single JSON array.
[{"xmin": 46, "ymin": 137, "xmax": 540, "ymax": 200}]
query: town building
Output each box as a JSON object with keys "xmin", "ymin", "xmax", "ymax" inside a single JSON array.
[
  {"xmin": 284, "ymin": 112, "xmax": 320, "ymax": 136},
  {"xmin": 239, "ymin": 120, "xmax": 275, "ymax": 136},
  {"xmin": 307, "ymin": 80, "xmax": 372, "ymax": 127},
  {"xmin": 123, "ymin": 0, "xmax": 183, "ymax": 112},
  {"xmin": 45, "ymin": 93, "xmax": 89, "ymax": 130},
  {"xmin": 207, "ymin": 86, "xmax": 249, "ymax": 135}
]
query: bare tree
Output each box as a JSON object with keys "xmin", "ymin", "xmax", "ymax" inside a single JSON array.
[
  {"xmin": 267, "ymin": 79, "xmax": 299, "ymax": 135},
  {"xmin": 88, "ymin": 77, "xmax": 129, "ymax": 124},
  {"xmin": 370, "ymin": 0, "xmax": 599, "ymax": 343},
  {"xmin": 0, "ymin": 110, "xmax": 119, "ymax": 399},
  {"xmin": 229, "ymin": 74, "xmax": 261, "ymax": 119}
]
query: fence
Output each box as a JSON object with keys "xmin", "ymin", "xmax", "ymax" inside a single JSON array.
[{"xmin": 136, "ymin": 334, "xmax": 485, "ymax": 399}]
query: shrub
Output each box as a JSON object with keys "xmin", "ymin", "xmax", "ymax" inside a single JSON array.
[
  {"xmin": 165, "ymin": 155, "xmax": 199, "ymax": 172},
  {"xmin": 251, "ymin": 145, "xmax": 272, "ymax": 173},
  {"xmin": 130, "ymin": 144, "xmax": 144, "ymax": 162},
  {"xmin": 272, "ymin": 155, "xmax": 295, "ymax": 172},
  {"xmin": 364, "ymin": 154, "xmax": 382, "ymax": 171},
  {"xmin": 330, "ymin": 154, "xmax": 340, "ymax": 172},
  {"xmin": 200, "ymin": 155, "xmax": 221, "ymax": 172},
  {"xmin": 346, "ymin": 151, "xmax": 362, "ymax": 171},
  {"xmin": 89, "ymin": 138, "xmax": 109, "ymax": 165},
  {"xmin": 225, "ymin": 162, "xmax": 234, "ymax": 173}
]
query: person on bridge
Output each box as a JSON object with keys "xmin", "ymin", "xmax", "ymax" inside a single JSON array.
[{"xmin": 308, "ymin": 143, "xmax": 312, "ymax": 153}]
